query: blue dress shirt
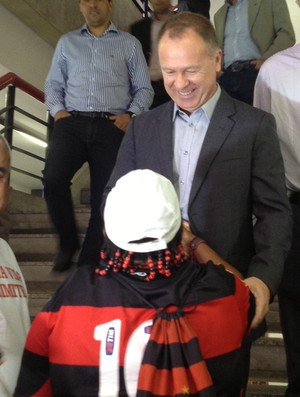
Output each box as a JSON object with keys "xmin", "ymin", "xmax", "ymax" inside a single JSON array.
[
  {"xmin": 173, "ymin": 85, "xmax": 221, "ymax": 221},
  {"xmin": 223, "ymin": 0, "xmax": 260, "ymax": 68}
]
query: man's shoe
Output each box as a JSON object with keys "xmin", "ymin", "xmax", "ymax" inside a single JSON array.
[{"xmin": 53, "ymin": 248, "xmax": 77, "ymax": 272}]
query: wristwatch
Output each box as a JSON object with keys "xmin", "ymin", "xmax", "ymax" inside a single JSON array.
[{"xmin": 126, "ymin": 111, "xmax": 136, "ymax": 118}]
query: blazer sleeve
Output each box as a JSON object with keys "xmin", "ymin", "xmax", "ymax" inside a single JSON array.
[{"xmin": 254, "ymin": 0, "xmax": 295, "ymax": 60}]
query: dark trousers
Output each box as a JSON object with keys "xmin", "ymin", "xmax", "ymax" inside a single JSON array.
[
  {"xmin": 278, "ymin": 202, "xmax": 300, "ymax": 397},
  {"xmin": 43, "ymin": 114, "xmax": 123, "ymax": 265},
  {"xmin": 218, "ymin": 66, "xmax": 259, "ymax": 105}
]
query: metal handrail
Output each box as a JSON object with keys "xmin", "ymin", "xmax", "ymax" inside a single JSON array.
[{"xmin": 0, "ymin": 72, "xmax": 44, "ymax": 102}]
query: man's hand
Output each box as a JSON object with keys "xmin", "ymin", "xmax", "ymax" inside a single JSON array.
[
  {"xmin": 250, "ymin": 59, "xmax": 265, "ymax": 70},
  {"xmin": 54, "ymin": 110, "xmax": 71, "ymax": 122},
  {"xmin": 108, "ymin": 113, "xmax": 131, "ymax": 133},
  {"xmin": 244, "ymin": 277, "xmax": 270, "ymax": 328}
]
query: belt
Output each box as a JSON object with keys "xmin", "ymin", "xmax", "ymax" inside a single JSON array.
[
  {"xmin": 287, "ymin": 190, "xmax": 300, "ymax": 206},
  {"xmin": 226, "ymin": 60, "xmax": 254, "ymax": 73},
  {"xmin": 70, "ymin": 111, "xmax": 113, "ymax": 119}
]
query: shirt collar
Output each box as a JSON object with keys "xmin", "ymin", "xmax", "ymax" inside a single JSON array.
[
  {"xmin": 172, "ymin": 84, "xmax": 221, "ymax": 121},
  {"xmin": 80, "ymin": 22, "xmax": 118, "ymax": 37}
]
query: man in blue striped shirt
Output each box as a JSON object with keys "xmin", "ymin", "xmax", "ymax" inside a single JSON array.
[{"xmin": 44, "ymin": 0, "xmax": 154, "ymax": 272}]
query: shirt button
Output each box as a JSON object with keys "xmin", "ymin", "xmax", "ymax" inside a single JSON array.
[{"xmin": 180, "ymin": 180, "xmax": 185, "ymax": 185}]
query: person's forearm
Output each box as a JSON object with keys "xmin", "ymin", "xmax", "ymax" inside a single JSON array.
[
  {"xmin": 181, "ymin": 221, "xmax": 243, "ymax": 278},
  {"xmin": 191, "ymin": 240, "xmax": 244, "ymax": 279}
]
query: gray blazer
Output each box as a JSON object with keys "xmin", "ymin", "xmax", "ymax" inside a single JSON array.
[
  {"xmin": 214, "ymin": 0, "xmax": 295, "ymax": 62},
  {"xmin": 105, "ymin": 92, "xmax": 292, "ymax": 296}
]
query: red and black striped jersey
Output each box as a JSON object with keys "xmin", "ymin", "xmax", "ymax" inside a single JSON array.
[{"xmin": 14, "ymin": 261, "xmax": 255, "ymax": 397}]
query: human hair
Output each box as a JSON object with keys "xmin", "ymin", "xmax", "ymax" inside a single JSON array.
[
  {"xmin": 102, "ymin": 227, "xmax": 182, "ymax": 262},
  {"xmin": 97, "ymin": 228, "xmax": 185, "ymax": 281},
  {"xmin": 158, "ymin": 11, "xmax": 220, "ymax": 58}
]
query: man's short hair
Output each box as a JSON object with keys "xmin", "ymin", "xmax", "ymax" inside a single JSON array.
[{"xmin": 158, "ymin": 11, "xmax": 220, "ymax": 57}]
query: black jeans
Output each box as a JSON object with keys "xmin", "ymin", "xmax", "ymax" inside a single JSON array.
[
  {"xmin": 278, "ymin": 202, "xmax": 300, "ymax": 397},
  {"xmin": 218, "ymin": 65, "xmax": 259, "ymax": 105},
  {"xmin": 43, "ymin": 114, "xmax": 123, "ymax": 265}
]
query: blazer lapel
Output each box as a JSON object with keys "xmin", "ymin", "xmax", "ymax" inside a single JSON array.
[
  {"xmin": 189, "ymin": 92, "xmax": 236, "ymax": 206},
  {"xmin": 155, "ymin": 102, "xmax": 175, "ymax": 183},
  {"xmin": 248, "ymin": 0, "xmax": 262, "ymax": 32}
]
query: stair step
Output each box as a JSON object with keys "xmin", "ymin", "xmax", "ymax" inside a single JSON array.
[
  {"xmin": 251, "ymin": 335, "xmax": 286, "ymax": 373},
  {"xmin": 9, "ymin": 209, "xmax": 90, "ymax": 233},
  {"xmin": 249, "ymin": 370, "xmax": 287, "ymax": 383},
  {"xmin": 265, "ymin": 322, "xmax": 282, "ymax": 333},
  {"xmin": 247, "ymin": 370, "xmax": 287, "ymax": 397},
  {"xmin": 20, "ymin": 262, "xmax": 75, "ymax": 282},
  {"xmin": 27, "ymin": 281, "xmax": 65, "ymax": 294},
  {"xmin": 247, "ymin": 383, "xmax": 286, "ymax": 397},
  {"xmin": 8, "ymin": 233, "xmax": 85, "ymax": 255},
  {"xmin": 27, "ymin": 280, "xmax": 67, "ymax": 318},
  {"xmin": 15, "ymin": 252, "xmax": 59, "ymax": 262},
  {"xmin": 16, "ymin": 251, "xmax": 81, "ymax": 265},
  {"xmin": 27, "ymin": 279, "xmax": 68, "ymax": 303},
  {"xmin": 9, "ymin": 233, "xmax": 58, "ymax": 254}
]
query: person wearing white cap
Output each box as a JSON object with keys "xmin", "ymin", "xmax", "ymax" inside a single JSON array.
[{"xmin": 15, "ymin": 170, "xmax": 254, "ymax": 397}]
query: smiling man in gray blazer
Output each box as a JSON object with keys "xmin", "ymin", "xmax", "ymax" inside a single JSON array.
[{"xmin": 104, "ymin": 13, "xmax": 292, "ymax": 395}]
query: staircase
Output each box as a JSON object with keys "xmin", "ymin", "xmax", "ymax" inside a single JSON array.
[
  {"xmin": 7, "ymin": 190, "xmax": 288, "ymax": 397},
  {"xmin": 7, "ymin": 189, "xmax": 90, "ymax": 320},
  {"xmin": 247, "ymin": 298, "xmax": 287, "ymax": 397}
]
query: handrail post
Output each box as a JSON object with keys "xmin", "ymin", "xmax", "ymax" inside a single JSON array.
[
  {"xmin": 4, "ymin": 85, "xmax": 16, "ymax": 147},
  {"xmin": 144, "ymin": 0, "xmax": 149, "ymax": 17}
]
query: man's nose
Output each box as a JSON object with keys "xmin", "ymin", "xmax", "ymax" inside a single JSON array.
[{"xmin": 174, "ymin": 74, "xmax": 188, "ymax": 89}]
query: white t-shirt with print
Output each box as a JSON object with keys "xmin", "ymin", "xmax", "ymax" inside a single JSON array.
[{"xmin": 0, "ymin": 238, "xmax": 30, "ymax": 397}]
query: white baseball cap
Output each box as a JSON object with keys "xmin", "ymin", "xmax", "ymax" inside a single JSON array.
[{"xmin": 104, "ymin": 169, "xmax": 181, "ymax": 252}]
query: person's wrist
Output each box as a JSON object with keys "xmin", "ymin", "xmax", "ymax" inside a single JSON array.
[
  {"xmin": 126, "ymin": 111, "xmax": 136, "ymax": 119},
  {"xmin": 189, "ymin": 237, "xmax": 206, "ymax": 251}
]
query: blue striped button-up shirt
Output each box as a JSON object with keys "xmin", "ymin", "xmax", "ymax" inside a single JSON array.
[{"xmin": 45, "ymin": 23, "xmax": 154, "ymax": 117}]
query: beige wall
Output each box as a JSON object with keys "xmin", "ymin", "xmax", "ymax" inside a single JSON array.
[{"xmin": 0, "ymin": 4, "xmax": 53, "ymax": 90}]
